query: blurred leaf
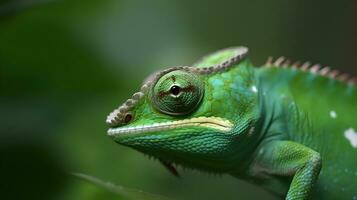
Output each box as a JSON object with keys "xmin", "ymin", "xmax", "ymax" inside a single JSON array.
[{"xmin": 72, "ymin": 172, "xmax": 173, "ymax": 200}]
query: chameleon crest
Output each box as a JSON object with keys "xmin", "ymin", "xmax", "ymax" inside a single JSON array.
[{"xmin": 106, "ymin": 47, "xmax": 357, "ymax": 200}]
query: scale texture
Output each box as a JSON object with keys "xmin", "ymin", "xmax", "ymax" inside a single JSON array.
[{"xmin": 106, "ymin": 47, "xmax": 357, "ymax": 200}]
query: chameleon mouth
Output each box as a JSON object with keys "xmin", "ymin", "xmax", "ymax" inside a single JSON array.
[{"xmin": 107, "ymin": 116, "xmax": 233, "ymax": 137}]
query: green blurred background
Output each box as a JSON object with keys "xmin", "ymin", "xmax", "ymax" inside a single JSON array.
[{"xmin": 1, "ymin": 0, "xmax": 356, "ymax": 199}]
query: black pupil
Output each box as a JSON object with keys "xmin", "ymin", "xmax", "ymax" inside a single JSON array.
[{"xmin": 170, "ymin": 85, "xmax": 181, "ymax": 95}]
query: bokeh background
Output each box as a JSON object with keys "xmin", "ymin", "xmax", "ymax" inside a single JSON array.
[{"xmin": 1, "ymin": 0, "xmax": 356, "ymax": 199}]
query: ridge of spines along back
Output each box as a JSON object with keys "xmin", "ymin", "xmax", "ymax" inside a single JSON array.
[{"xmin": 264, "ymin": 56, "xmax": 356, "ymax": 86}]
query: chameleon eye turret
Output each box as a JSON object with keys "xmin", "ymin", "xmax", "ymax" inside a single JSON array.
[{"xmin": 151, "ymin": 70, "xmax": 204, "ymax": 115}]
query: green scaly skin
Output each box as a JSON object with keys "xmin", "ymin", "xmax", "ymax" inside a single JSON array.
[{"xmin": 106, "ymin": 47, "xmax": 357, "ymax": 200}]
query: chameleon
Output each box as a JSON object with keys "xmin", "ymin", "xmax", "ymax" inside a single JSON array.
[{"xmin": 106, "ymin": 47, "xmax": 357, "ymax": 200}]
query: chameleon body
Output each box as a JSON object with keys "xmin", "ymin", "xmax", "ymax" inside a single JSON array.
[{"xmin": 106, "ymin": 47, "xmax": 357, "ymax": 200}]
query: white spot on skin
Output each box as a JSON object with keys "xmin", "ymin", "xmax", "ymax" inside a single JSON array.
[
  {"xmin": 330, "ymin": 110, "xmax": 337, "ymax": 119},
  {"xmin": 251, "ymin": 85, "xmax": 258, "ymax": 93},
  {"xmin": 344, "ymin": 128, "xmax": 357, "ymax": 148}
]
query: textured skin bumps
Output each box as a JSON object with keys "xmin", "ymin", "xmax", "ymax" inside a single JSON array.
[
  {"xmin": 107, "ymin": 47, "xmax": 357, "ymax": 200},
  {"xmin": 256, "ymin": 65, "xmax": 357, "ymax": 199}
]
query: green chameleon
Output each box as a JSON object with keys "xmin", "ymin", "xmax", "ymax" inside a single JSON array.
[{"xmin": 106, "ymin": 47, "xmax": 357, "ymax": 200}]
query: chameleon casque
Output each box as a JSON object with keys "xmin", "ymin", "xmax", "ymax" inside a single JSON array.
[{"xmin": 106, "ymin": 47, "xmax": 357, "ymax": 200}]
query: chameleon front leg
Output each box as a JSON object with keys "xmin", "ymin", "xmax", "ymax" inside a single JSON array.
[{"xmin": 252, "ymin": 140, "xmax": 322, "ymax": 200}]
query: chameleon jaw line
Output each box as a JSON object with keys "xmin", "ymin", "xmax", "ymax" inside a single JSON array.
[{"xmin": 107, "ymin": 116, "xmax": 234, "ymax": 136}]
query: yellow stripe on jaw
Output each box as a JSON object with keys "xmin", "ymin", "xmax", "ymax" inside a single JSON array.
[{"xmin": 107, "ymin": 117, "xmax": 234, "ymax": 136}]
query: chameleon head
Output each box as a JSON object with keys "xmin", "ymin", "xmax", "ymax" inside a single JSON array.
[{"xmin": 106, "ymin": 47, "xmax": 261, "ymax": 174}]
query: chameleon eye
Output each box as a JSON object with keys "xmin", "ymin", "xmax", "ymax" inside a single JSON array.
[{"xmin": 152, "ymin": 70, "xmax": 204, "ymax": 115}]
